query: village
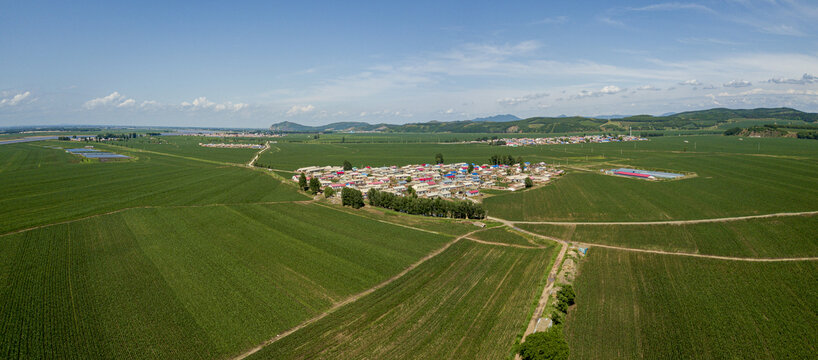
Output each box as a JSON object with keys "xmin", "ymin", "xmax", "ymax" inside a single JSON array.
[
  {"xmin": 294, "ymin": 161, "xmax": 563, "ymax": 200},
  {"xmin": 487, "ymin": 134, "xmax": 648, "ymax": 147}
]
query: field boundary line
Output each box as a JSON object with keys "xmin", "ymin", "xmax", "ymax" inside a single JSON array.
[
  {"xmin": 490, "ymin": 211, "xmax": 818, "ymax": 226},
  {"xmin": 0, "ymin": 200, "xmax": 314, "ymax": 238},
  {"xmin": 312, "ymin": 202, "xmax": 447, "ymax": 236},
  {"xmin": 491, "ymin": 216, "xmax": 818, "ymax": 262},
  {"xmin": 464, "ymin": 237, "xmax": 546, "ymax": 249},
  {"xmin": 230, "ymin": 228, "xmax": 488, "ymax": 360},
  {"xmin": 580, "ymin": 243, "xmax": 818, "ymax": 262}
]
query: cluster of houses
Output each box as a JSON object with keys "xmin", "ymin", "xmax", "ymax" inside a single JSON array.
[
  {"xmin": 199, "ymin": 143, "xmax": 265, "ymax": 149},
  {"xmin": 293, "ymin": 162, "xmax": 563, "ymax": 199},
  {"xmin": 490, "ymin": 134, "xmax": 647, "ymax": 147}
]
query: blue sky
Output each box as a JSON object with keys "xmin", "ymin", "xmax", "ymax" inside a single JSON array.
[{"xmin": 1, "ymin": 0, "xmax": 817, "ymax": 127}]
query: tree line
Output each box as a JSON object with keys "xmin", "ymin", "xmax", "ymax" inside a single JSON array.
[
  {"xmin": 489, "ymin": 154, "xmax": 522, "ymax": 166},
  {"xmin": 517, "ymin": 284, "xmax": 575, "ymax": 360},
  {"xmin": 366, "ymin": 189, "xmax": 485, "ymax": 219}
]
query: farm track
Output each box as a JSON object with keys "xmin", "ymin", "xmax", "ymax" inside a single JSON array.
[
  {"xmin": 230, "ymin": 228, "xmax": 490, "ymax": 360},
  {"xmin": 495, "ymin": 210, "xmax": 818, "ymax": 226},
  {"xmin": 247, "ymin": 142, "xmax": 271, "ymax": 167},
  {"xmin": 489, "ymin": 216, "xmax": 818, "ymax": 262}
]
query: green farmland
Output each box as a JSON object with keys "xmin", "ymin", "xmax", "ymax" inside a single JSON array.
[
  {"xmin": 251, "ymin": 240, "xmax": 555, "ymax": 360},
  {"xmin": 484, "ymin": 152, "xmax": 818, "ymax": 221},
  {"xmin": 0, "ymin": 203, "xmax": 450, "ymax": 358},
  {"xmin": 520, "ymin": 215, "xmax": 818, "ymax": 258},
  {"xmin": 566, "ymin": 248, "xmax": 818, "ymax": 359},
  {"xmin": 1, "ymin": 132, "xmax": 817, "ymax": 360},
  {"xmin": 0, "ymin": 142, "xmax": 306, "ymax": 234}
]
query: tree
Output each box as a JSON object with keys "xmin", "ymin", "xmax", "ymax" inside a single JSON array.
[
  {"xmin": 298, "ymin": 173, "xmax": 308, "ymax": 191},
  {"xmin": 557, "ymin": 285, "xmax": 576, "ymax": 306},
  {"xmin": 324, "ymin": 186, "xmax": 336, "ymax": 198},
  {"xmin": 435, "ymin": 153, "xmax": 444, "ymax": 164},
  {"xmin": 342, "ymin": 188, "xmax": 364, "ymax": 208},
  {"xmin": 343, "ymin": 160, "xmax": 353, "ymax": 171},
  {"xmin": 525, "ymin": 177, "xmax": 534, "ymax": 188},
  {"xmin": 406, "ymin": 185, "xmax": 417, "ymax": 198},
  {"xmin": 518, "ymin": 327, "xmax": 569, "ymax": 360},
  {"xmin": 467, "ymin": 164, "xmax": 474, "ymax": 173},
  {"xmin": 406, "ymin": 176, "xmax": 412, "ymax": 183},
  {"xmin": 309, "ymin": 177, "xmax": 321, "ymax": 194}
]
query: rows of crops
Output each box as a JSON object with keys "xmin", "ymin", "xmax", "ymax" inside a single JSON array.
[
  {"xmin": 0, "ymin": 203, "xmax": 450, "ymax": 358},
  {"xmin": 107, "ymin": 136, "xmax": 264, "ymax": 164},
  {"xmin": 252, "ymin": 240, "xmax": 555, "ymax": 360},
  {"xmin": 0, "ymin": 142, "xmax": 306, "ymax": 234},
  {"xmin": 520, "ymin": 215, "xmax": 818, "ymax": 258},
  {"xmin": 469, "ymin": 227, "xmax": 535, "ymax": 246},
  {"xmin": 566, "ymin": 248, "xmax": 818, "ymax": 359},
  {"xmin": 484, "ymin": 152, "xmax": 818, "ymax": 221}
]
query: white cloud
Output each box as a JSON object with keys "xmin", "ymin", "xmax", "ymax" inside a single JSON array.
[
  {"xmin": 768, "ymin": 73, "xmax": 818, "ymax": 85},
  {"xmin": 286, "ymin": 104, "xmax": 315, "ymax": 116},
  {"xmin": 678, "ymin": 79, "xmax": 702, "ymax": 86},
  {"xmin": 572, "ymin": 85, "xmax": 625, "ymax": 99},
  {"xmin": 117, "ymin": 98, "xmax": 135, "ymax": 108},
  {"xmin": 84, "ymin": 91, "xmax": 135, "ymax": 109},
  {"xmin": 0, "ymin": 91, "xmax": 32, "ymax": 107},
  {"xmin": 629, "ymin": 2, "xmax": 716, "ymax": 13},
  {"xmin": 444, "ymin": 108, "xmax": 455, "ymax": 114},
  {"xmin": 723, "ymin": 79, "xmax": 752, "ymax": 88},
  {"xmin": 497, "ymin": 92, "xmax": 549, "ymax": 106},
  {"xmin": 533, "ymin": 16, "xmax": 568, "ymax": 25},
  {"xmin": 140, "ymin": 100, "xmax": 159, "ymax": 108},
  {"xmin": 598, "ymin": 16, "xmax": 625, "ymax": 27},
  {"xmin": 636, "ymin": 85, "xmax": 661, "ymax": 91},
  {"xmin": 760, "ymin": 24, "xmax": 805, "ymax": 36},
  {"xmin": 181, "ymin": 97, "xmax": 248, "ymax": 112}
]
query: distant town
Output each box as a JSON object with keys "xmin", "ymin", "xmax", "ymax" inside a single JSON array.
[
  {"xmin": 480, "ymin": 134, "xmax": 648, "ymax": 147},
  {"xmin": 294, "ymin": 162, "xmax": 563, "ymax": 199}
]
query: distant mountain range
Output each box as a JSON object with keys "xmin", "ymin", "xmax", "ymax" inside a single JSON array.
[{"xmin": 271, "ymin": 108, "xmax": 818, "ymax": 134}]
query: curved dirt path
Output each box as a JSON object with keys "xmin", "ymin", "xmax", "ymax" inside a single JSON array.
[
  {"xmin": 574, "ymin": 242, "xmax": 818, "ymax": 262},
  {"xmin": 490, "ymin": 210, "xmax": 818, "ymax": 226},
  {"xmin": 490, "ymin": 216, "xmax": 818, "ymax": 262},
  {"xmin": 246, "ymin": 141, "xmax": 270, "ymax": 167},
  {"xmin": 231, "ymin": 228, "xmax": 488, "ymax": 360}
]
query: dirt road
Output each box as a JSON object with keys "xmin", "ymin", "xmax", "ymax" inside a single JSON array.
[
  {"xmin": 500, "ymin": 210, "xmax": 818, "ymax": 226},
  {"xmin": 246, "ymin": 141, "xmax": 270, "ymax": 167},
  {"xmin": 230, "ymin": 228, "xmax": 489, "ymax": 360}
]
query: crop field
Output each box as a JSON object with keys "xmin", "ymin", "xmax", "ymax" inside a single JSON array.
[
  {"xmin": 520, "ymin": 215, "xmax": 818, "ymax": 258},
  {"xmin": 0, "ymin": 142, "xmax": 306, "ymax": 234},
  {"xmin": 107, "ymin": 136, "xmax": 265, "ymax": 164},
  {"xmin": 469, "ymin": 227, "xmax": 536, "ymax": 246},
  {"xmin": 322, "ymin": 203, "xmax": 488, "ymax": 237},
  {"xmin": 0, "ymin": 202, "xmax": 450, "ymax": 359},
  {"xmin": 252, "ymin": 240, "xmax": 555, "ymax": 360},
  {"xmin": 484, "ymin": 152, "xmax": 818, "ymax": 221},
  {"xmin": 566, "ymin": 248, "xmax": 818, "ymax": 359}
]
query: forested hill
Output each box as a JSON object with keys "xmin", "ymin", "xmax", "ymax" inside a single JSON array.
[{"xmin": 271, "ymin": 107, "xmax": 818, "ymax": 133}]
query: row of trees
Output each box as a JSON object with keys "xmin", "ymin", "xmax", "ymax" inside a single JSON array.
[
  {"xmin": 367, "ymin": 189, "xmax": 485, "ymax": 219},
  {"xmin": 298, "ymin": 173, "xmax": 322, "ymax": 194},
  {"xmin": 341, "ymin": 188, "xmax": 364, "ymax": 208},
  {"xmin": 489, "ymin": 154, "xmax": 522, "ymax": 166},
  {"xmin": 517, "ymin": 284, "xmax": 575, "ymax": 360}
]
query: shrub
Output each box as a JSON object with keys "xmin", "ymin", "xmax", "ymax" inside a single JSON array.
[{"xmin": 518, "ymin": 327, "xmax": 569, "ymax": 360}]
